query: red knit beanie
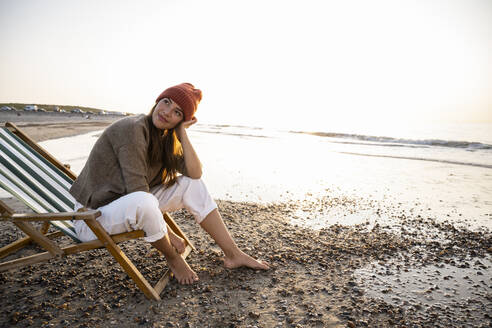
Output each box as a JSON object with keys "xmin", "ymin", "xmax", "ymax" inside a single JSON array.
[{"xmin": 155, "ymin": 83, "xmax": 202, "ymax": 121}]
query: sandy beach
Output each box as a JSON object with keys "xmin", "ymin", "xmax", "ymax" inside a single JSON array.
[
  {"xmin": 1, "ymin": 113, "xmax": 491, "ymax": 327},
  {"xmin": 0, "ymin": 110, "xmax": 120, "ymax": 142}
]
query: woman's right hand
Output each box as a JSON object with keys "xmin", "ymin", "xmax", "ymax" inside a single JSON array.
[{"xmin": 176, "ymin": 117, "xmax": 197, "ymax": 141}]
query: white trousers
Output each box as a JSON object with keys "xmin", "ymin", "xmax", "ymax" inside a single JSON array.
[{"xmin": 73, "ymin": 176, "xmax": 217, "ymax": 243}]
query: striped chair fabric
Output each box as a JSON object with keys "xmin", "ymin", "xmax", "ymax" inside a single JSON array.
[{"xmin": 0, "ymin": 127, "xmax": 80, "ymax": 242}]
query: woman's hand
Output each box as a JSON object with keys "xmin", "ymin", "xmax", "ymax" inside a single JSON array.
[{"xmin": 176, "ymin": 117, "xmax": 197, "ymax": 141}]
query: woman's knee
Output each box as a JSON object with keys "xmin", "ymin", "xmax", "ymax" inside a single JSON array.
[
  {"xmin": 179, "ymin": 177, "xmax": 217, "ymax": 223},
  {"xmin": 127, "ymin": 192, "xmax": 162, "ymax": 226},
  {"xmin": 130, "ymin": 191, "xmax": 159, "ymax": 211},
  {"xmin": 128, "ymin": 192, "xmax": 165, "ymax": 236},
  {"xmin": 177, "ymin": 175, "xmax": 206, "ymax": 192},
  {"xmin": 176, "ymin": 175, "xmax": 195, "ymax": 187}
]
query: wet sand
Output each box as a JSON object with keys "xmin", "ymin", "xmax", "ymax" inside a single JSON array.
[{"xmin": 0, "ymin": 113, "xmax": 491, "ymax": 327}]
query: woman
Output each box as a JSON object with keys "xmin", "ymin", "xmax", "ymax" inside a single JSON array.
[{"xmin": 70, "ymin": 83, "xmax": 269, "ymax": 284}]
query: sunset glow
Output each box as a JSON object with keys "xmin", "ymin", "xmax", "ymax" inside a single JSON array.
[{"xmin": 1, "ymin": 0, "xmax": 490, "ymax": 129}]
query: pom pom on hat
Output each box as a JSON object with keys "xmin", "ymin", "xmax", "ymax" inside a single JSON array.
[{"xmin": 155, "ymin": 83, "xmax": 202, "ymax": 121}]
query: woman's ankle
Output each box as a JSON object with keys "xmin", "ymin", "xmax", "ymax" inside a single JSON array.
[{"xmin": 222, "ymin": 246, "xmax": 242, "ymax": 259}]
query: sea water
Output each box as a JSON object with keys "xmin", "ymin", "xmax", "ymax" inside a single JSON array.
[
  {"xmin": 191, "ymin": 122, "xmax": 492, "ymax": 230},
  {"xmin": 3, "ymin": 121, "xmax": 491, "ymax": 230}
]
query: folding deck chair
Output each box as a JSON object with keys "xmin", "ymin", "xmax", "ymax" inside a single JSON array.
[{"xmin": 0, "ymin": 122, "xmax": 195, "ymax": 301}]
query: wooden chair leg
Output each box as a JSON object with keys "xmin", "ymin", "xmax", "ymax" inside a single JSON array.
[
  {"xmin": 0, "ymin": 200, "xmax": 27, "ymax": 258},
  {"xmin": 0, "ymin": 206, "xmax": 62, "ymax": 259},
  {"xmin": 0, "ymin": 251, "xmax": 54, "ymax": 271},
  {"xmin": 0, "ymin": 236, "xmax": 33, "ymax": 259},
  {"xmin": 0, "ymin": 230, "xmax": 145, "ymax": 272},
  {"xmin": 14, "ymin": 222, "xmax": 64, "ymax": 256},
  {"xmin": 40, "ymin": 221, "xmax": 50, "ymax": 234},
  {"xmin": 163, "ymin": 212, "xmax": 195, "ymax": 251},
  {"xmin": 0, "ymin": 231, "xmax": 64, "ymax": 259},
  {"xmin": 84, "ymin": 218, "xmax": 161, "ymax": 301}
]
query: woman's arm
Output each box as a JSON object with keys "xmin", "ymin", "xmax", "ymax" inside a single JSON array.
[{"xmin": 176, "ymin": 118, "xmax": 202, "ymax": 179}]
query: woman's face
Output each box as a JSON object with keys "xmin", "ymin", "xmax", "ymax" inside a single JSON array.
[{"xmin": 152, "ymin": 98, "xmax": 184, "ymax": 130}]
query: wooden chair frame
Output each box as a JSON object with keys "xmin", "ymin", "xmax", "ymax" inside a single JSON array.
[{"xmin": 0, "ymin": 122, "xmax": 195, "ymax": 301}]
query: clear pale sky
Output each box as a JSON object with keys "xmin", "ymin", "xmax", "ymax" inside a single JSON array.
[{"xmin": 0, "ymin": 0, "xmax": 491, "ymax": 130}]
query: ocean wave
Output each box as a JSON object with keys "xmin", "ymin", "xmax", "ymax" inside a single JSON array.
[
  {"xmin": 194, "ymin": 129, "xmax": 269, "ymax": 139},
  {"xmin": 338, "ymin": 151, "xmax": 492, "ymax": 169},
  {"xmin": 291, "ymin": 131, "xmax": 492, "ymax": 150}
]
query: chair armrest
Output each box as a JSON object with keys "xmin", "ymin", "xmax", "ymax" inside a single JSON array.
[{"xmin": 0, "ymin": 210, "xmax": 101, "ymax": 222}]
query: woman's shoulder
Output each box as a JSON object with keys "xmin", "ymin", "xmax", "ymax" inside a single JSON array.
[
  {"xmin": 107, "ymin": 114, "xmax": 148, "ymax": 132},
  {"xmin": 105, "ymin": 114, "xmax": 150, "ymax": 144},
  {"xmin": 110, "ymin": 114, "xmax": 147, "ymax": 128}
]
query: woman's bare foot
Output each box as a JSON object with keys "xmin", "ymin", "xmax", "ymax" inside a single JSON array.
[
  {"xmin": 223, "ymin": 250, "xmax": 270, "ymax": 270},
  {"xmin": 151, "ymin": 234, "xmax": 197, "ymax": 284},
  {"xmin": 168, "ymin": 230, "xmax": 186, "ymax": 254},
  {"xmin": 167, "ymin": 254, "xmax": 199, "ymax": 284}
]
